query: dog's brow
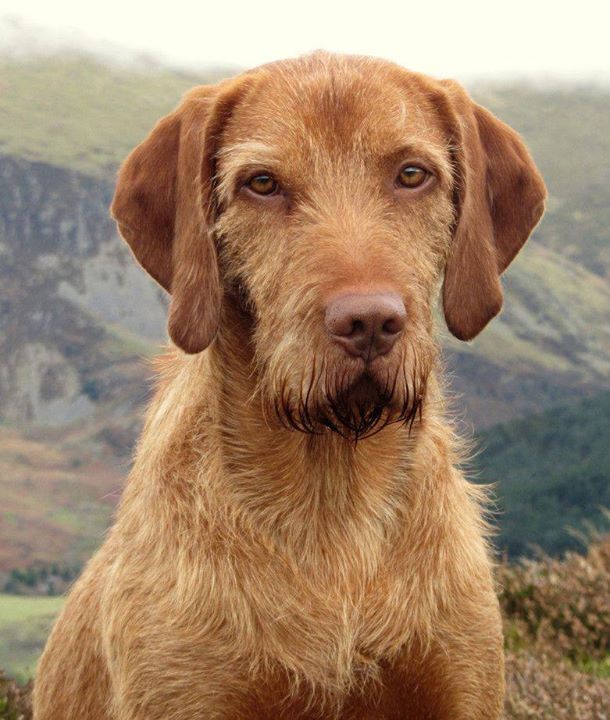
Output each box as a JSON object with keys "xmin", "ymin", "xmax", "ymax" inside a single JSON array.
[
  {"xmin": 387, "ymin": 141, "xmax": 453, "ymax": 185},
  {"xmin": 218, "ymin": 140, "xmax": 279, "ymax": 162},
  {"xmin": 215, "ymin": 139, "xmax": 453, "ymax": 203},
  {"xmin": 216, "ymin": 141, "xmax": 281, "ymax": 202}
]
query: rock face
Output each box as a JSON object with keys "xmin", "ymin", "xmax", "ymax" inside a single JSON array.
[{"xmin": 0, "ymin": 155, "xmax": 167, "ymax": 426}]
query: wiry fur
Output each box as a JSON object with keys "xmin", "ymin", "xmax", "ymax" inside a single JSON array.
[{"xmin": 34, "ymin": 52, "xmax": 545, "ymax": 719}]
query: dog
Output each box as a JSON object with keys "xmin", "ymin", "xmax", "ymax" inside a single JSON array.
[{"xmin": 34, "ymin": 52, "xmax": 545, "ymax": 719}]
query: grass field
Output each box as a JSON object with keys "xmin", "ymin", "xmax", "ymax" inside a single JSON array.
[{"xmin": 0, "ymin": 595, "xmax": 63, "ymax": 682}]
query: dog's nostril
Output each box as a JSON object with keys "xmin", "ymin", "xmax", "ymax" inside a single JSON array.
[
  {"xmin": 351, "ymin": 319, "xmax": 366, "ymax": 336},
  {"xmin": 382, "ymin": 317, "xmax": 402, "ymax": 335}
]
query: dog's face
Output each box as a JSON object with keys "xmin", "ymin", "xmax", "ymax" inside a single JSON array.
[
  {"xmin": 112, "ymin": 53, "xmax": 545, "ymax": 440},
  {"xmin": 214, "ymin": 60, "xmax": 455, "ymax": 438}
]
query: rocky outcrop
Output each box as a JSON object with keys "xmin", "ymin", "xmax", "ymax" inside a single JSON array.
[{"xmin": 0, "ymin": 155, "xmax": 167, "ymax": 425}]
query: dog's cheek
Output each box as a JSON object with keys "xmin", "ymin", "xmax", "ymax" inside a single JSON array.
[
  {"xmin": 216, "ymin": 205, "xmax": 315, "ymax": 381},
  {"xmin": 217, "ymin": 205, "xmax": 292, "ymax": 296},
  {"xmin": 400, "ymin": 193, "xmax": 454, "ymax": 273}
]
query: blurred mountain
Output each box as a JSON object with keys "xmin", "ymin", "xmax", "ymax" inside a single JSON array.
[
  {"xmin": 444, "ymin": 83, "xmax": 610, "ymax": 427},
  {"xmin": 0, "ymin": 53, "xmax": 229, "ymax": 176},
  {"xmin": 474, "ymin": 84, "xmax": 610, "ymax": 277},
  {"xmin": 0, "ymin": 53, "xmax": 608, "ymax": 569}
]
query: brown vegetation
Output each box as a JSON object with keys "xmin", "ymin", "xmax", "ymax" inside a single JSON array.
[
  {"xmin": 501, "ymin": 532, "xmax": 610, "ymax": 718},
  {"xmin": 0, "ymin": 672, "xmax": 31, "ymax": 720},
  {"xmin": 504, "ymin": 649, "xmax": 609, "ymax": 719},
  {"xmin": 499, "ymin": 530, "xmax": 610, "ymax": 663},
  {"xmin": 0, "ymin": 426, "xmax": 121, "ymax": 575}
]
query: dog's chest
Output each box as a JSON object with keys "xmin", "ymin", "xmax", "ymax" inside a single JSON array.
[
  {"xmin": 226, "ymin": 541, "xmax": 421, "ymax": 690},
  {"xmin": 214, "ymin": 537, "xmax": 448, "ymax": 719}
]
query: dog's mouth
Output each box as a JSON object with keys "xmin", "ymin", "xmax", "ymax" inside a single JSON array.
[{"xmin": 274, "ymin": 363, "xmax": 425, "ymax": 442}]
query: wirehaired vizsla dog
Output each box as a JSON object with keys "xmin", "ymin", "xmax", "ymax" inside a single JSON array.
[{"xmin": 34, "ymin": 52, "xmax": 545, "ymax": 719}]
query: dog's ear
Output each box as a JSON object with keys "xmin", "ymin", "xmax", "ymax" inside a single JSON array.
[
  {"xmin": 111, "ymin": 82, "xmax": 245, "ymax": 353},
  {"xmin": 439, "ymin": 82, "xmax": 546, "ymax": 341}
]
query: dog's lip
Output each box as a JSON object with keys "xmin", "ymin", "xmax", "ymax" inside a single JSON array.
[
  {"xmin": 338, "ymin": 369, "xmax": 394, "ymax": 406},
  {"xmin": 351, "ymin": 353, "xmax": 397, "ymax": 380},
  {"xmin": 337, "ymin": 351, "xmax": 393, "ymax": 374},
  {"xmin": 344, "ymin": 373, "xmax": 381, "ymax": 401}
]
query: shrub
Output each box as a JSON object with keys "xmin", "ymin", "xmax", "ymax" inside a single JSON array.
[
  {"xmin": 498, "ymin": 533, "xmax": 610, "ymax": 663},
  {"xmin": 0, "ymin": 672, "xmax": 31, "ymax": 720},
  {"xmin": 505, "ymin": 649, "xmax": 610, "ymax": 719}
]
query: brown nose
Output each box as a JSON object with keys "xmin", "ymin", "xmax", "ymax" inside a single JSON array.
[{"xmin": 325, "ymin": 292, "xmax": 406, "ymax": 362}]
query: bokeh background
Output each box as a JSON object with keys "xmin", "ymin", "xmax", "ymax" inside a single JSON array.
[{"xmin": 0, "ymin": 1, "xmax": 609, "ymax": 716}]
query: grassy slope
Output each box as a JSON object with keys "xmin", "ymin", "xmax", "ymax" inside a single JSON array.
[
  {"xmin": 2, "ymin": 53, "xmax": 609, "ymax": 421},
  {"xmin": 2, "ymin": 53, "xmax": 609, "ymax": 387},
  {"xmin": 0, "ymin": 421, "xmax": 125, "ymax": 574},
  {"xmin": 468, "ymin": 243, "xmax": 610, "ymax": 376},
  {"xmin": 476, "ymin": 391, "xmax": 610, "ymax": 557},
  {"xmin": 473, "ymin": 84, "xmax": 610, "ymax": 277},
  {"xmin": 442, "ymin": 240, "xmax": 610, "ymax": 426},
  {"xmin": 1, "ymin": 54, "xmax": 607, "ymax": 274},
  {"xmin": 0, "ymin": 55, "xmax": 218, "ymax": 177},
  {"xmin": 0, "ymin": 53, "xmax": 609, "ymax": 564},
  {"xmin": 0, "ymin": 311, "xmax": 159, "ymax": 573}
]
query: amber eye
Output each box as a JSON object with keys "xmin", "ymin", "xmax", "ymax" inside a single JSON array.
[
  {"xmin": 397, "ymin": 165, "xmax": 428, "ymax": 189},
  {"xmin": 246, "ymin": 174, "xmax": 279, "ymax": 196}
]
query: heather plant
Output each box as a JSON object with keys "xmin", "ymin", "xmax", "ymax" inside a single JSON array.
[
  {"xmin": 498, "ymin": 532, "xmax": 610, "ymax": 664},
  {"xmin": 0, "ymin": 672, "xmax": 31, "ymax": 720},
  {"xmin": 505, "ymin": 649, "xmax": 610, "ymax": 719}
]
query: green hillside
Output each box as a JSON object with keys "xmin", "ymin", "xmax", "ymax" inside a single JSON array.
[
  {"xmin": 0, "ymin": 55, "xmax": 226, "ymax": 177},
  {"xmin": 0, "ymin": 418, "xmax": 126, "ymax": 575},
  {"xmin": 477, "ymin": 391, "xmax": 610, "ymax": 558},
  {"xmin": 2, "ymin": 53, "xmax": 609, "ymax": 427},
  {"xmin": 2, "ymin": 55, "xmax": 609, "ymax": 283},
  {"xmin": 442, "ymin": 239, "xmax": 610, "ymax": 426},
  {"xmin": 0, "ymin": 52, "xmax": 608, "ymax": 571}
]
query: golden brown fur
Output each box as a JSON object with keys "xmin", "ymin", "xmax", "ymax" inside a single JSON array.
[{"xmin": 34, "ymin": 53, "xmax": 545, "ymax": 719}]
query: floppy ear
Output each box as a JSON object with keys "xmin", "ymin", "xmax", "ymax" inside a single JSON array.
[
  {"xmin": 111, "ymin": 85, "xmax": 223, "ymax": 354},
  {"xmin": 440, "ymin": 82, "xmax": 546, "ymax": 341}
]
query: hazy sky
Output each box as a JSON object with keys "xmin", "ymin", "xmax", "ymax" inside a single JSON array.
[{"xmin": 1, "ymin": 0, "xmax": 609, "ymax": 82}]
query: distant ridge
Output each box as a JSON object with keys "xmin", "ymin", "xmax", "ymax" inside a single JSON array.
[{"xmin": 477, "ymin": 391, "xmax": 610, "ymax": 557}]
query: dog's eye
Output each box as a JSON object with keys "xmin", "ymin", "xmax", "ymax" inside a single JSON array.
[
  {"xmin": 246, "ymin": 174, "xmax": 279, "ymax": 196},
  {"xmin": 397, "ymin": 166, "xmax": 428, "ymax": 189}
]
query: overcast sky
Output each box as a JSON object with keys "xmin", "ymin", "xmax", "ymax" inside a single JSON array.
[{"xmin": 1, "ymin": 0, "xmax": 609, "ymax": 82}]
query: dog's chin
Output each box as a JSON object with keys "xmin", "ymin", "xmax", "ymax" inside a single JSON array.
[
  {"xmin": 317, "ymin": 374, "xmax": 394, "ymax": 440},
  {"xmin": 274, "ymin": 364, "xmax": 423, "ymax": 442}
]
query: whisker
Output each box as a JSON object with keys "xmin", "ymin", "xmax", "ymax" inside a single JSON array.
[{"xmin": 268, "ymin": 342, "xmax": 431, "ymax": 442}]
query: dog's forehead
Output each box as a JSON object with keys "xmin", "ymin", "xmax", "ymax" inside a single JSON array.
[{"xmin": 224, "ymin": 55, "xmax": 448, "ymax": 159}]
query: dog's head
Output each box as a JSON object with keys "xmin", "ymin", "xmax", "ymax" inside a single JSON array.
[{"xmin": 112, "ymin": 53, "xmax": 545, "ymax": 440}]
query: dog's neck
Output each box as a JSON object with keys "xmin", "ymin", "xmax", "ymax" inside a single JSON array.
[{"xmin": 137, "ymin": 298, "xmax": 453, "ymax": 563}]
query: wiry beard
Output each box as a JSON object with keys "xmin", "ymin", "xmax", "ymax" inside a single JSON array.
[{"xmin": 270, "ymin": 356, "xmax": 427, "ymax": 442}]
